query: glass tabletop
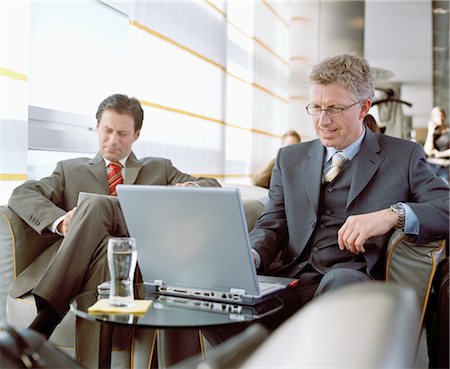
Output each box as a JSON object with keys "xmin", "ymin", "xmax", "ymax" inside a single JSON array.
[{"xmin": 70, "ymin": 284, "xmax": 284, "ymax": 329}]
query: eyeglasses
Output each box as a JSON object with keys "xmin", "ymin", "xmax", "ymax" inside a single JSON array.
[{"xmin": 305, "ymin": 101, "xmax": 361, "ymax": 116}]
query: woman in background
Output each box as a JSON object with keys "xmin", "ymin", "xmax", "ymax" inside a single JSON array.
[{"xmin": 424, "ymin": 106, "xmax": 449, "ymax": 183}]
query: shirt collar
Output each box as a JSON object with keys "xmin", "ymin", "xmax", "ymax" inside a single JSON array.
[
  {"xmin": 324, "ymin": 125, "xmax": 366, "ymax": 164},
  {"xmin": 104, "ymin": 155, "xmax": 129, "ymax": 168}
]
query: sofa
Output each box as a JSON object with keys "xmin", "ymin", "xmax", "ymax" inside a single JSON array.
[{"xmin": 0, "ymin": 183, "xmax": 446, "ymax": 367}]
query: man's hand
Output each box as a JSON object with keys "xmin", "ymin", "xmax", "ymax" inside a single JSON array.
[
  {"xmin": 57, "ymin": 207, "xmax": 77, "ymax": 236},
  {"xmin": 337, "ymin": 208, "xmax": 398, "ymax": 254},
  {"xmin": 175, "ymin": 182, "xmax": 199, "ymax": 187}
]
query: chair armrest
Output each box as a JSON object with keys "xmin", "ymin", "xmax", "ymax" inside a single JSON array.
[
  {"xmin": 0, "ymin": 205, "xmax": 60, "ymax": 320},
  {"xmin": 385, "ymin": 229, "xmax": 446, "ymax": 326},
  {"xmin": 241, "ymin": 198, "xmax": 264, "ymax": 232},
  {"xmin": 175, "ymin": 283, "xmax": 419, "ymax": 369},
  {"xmin": 241, "ymin": 283, "xmax": 419, "ymax": 369},
  {"xmin": 0, "ymin": 205, "xmax": 60, "ymax": 277}
]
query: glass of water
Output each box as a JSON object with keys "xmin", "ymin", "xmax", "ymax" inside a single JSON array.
[{"xmin": 107, "ymin": 237, "xmax": 137, "ymax": 307}]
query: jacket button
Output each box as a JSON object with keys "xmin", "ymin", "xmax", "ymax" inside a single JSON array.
[{"xmin": 313, "ymin": 247, "xmax": 318, "ymax": 252}]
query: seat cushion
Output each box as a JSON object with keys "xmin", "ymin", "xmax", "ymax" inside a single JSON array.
[
  {"xmin": 7, "ymin": 293, "xmax": 76, "ymax": 353},
  {"xmin": 7, "ymin": 294, "xmax": 133, "ymax": 368}
]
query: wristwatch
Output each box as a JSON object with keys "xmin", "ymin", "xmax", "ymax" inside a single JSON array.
[{"xmin": 389, "ymin": 203, "xmax": 406, "ymax": 231}]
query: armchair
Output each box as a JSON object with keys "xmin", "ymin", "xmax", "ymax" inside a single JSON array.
[{"xmin": 170, "ymin": 283, "xmax": 421, "ymax": 369}]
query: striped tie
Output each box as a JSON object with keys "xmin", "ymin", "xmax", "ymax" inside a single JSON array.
[
  {"xmin": 323, "ymin": 152, "xmax": 349, "ymax": 183},
  {"xmin": 107, "ymin": 162, "xmax": 123, "ymax": 196}
]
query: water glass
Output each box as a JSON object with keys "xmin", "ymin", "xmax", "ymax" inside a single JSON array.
[{"xmin": 107, "ymin": 237, "xmax": 137, "ymax": 307}]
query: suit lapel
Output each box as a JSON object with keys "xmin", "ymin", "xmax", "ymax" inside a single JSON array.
[
  {"xmin": 88, "ymin": 153, "xmax": 109, "ymax": 191},
  {"xmin": 87, "ymin": 151, "xmax": 143, "ymax": 188},
  {"xmin": 302, "ymin": 142, "xmax": 325, "ymax": 214},
  {"xmin": 346, "ymin": 130, "xmax": 384, "ymax": 208},
  {"xmin": 124, "ymin": 152, "xmax": 143, "ymax": 184}
]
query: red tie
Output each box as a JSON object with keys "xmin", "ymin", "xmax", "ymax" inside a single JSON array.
[{"xmin": 107, "ymin": 162, "xmax": 123, "ymax": 196}]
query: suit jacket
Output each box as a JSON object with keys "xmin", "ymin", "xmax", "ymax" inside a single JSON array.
[
  {"xmin": 8, "ymin": 152, "xmax": 220, "ymax": 296},
  {"xmin": 250, "ymin": 129, "xmax": 449, "ymax": 279}
]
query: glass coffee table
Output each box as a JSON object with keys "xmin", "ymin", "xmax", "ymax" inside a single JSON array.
[{"xmin": 70, "ymin": 284, "xmax": 283, "ymax": 368}]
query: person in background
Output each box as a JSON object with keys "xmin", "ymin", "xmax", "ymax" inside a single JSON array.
[
  {"xmin": 8, "ymin": 93, "xmax": 220, "ymax": 367},
  {"xmin": 252, "ymin": 130, "xmax": 301, "ymax": 188},
  {"xmin": 424, "ymin": 106, "xmax": 449, "ymax": 183},
  {"xmin": 363, "ymin": 113, "xmax": 381, "ymax": 133}
]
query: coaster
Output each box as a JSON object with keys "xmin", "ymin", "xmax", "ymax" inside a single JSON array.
[{"xmin": 88, "ymin": 299, "xmax": 152, "ymax": 314}]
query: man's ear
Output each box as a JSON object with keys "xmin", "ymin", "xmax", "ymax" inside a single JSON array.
[
  {"xmin": 133, "ymin": 129, "xmax": 141, "ymax": 141},
  {"xmin": 359, "ymin": 100, "xmax": 372, "ymax": 119}
]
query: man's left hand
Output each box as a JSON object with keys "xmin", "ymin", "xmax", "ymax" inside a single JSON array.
[
  {"xmin": 337, "ymin": 208, "xmax": 398, "ymax": 254},
  {"xmin": 175, "ymin": 181, "xmax": 199, "ymax": 187}
]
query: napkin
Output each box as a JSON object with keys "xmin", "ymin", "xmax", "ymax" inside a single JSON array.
[{"xmin": 88, "ymin": 299, "xmax": 152, "ymax": 315}]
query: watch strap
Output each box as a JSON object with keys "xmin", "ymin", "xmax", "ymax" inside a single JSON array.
[{"xmin": 390, "ymin": 203, "xmax": 406, "ymax": 231}]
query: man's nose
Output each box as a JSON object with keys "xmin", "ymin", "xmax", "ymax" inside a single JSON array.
[
  {"xmin": 109, "ymin": 132, "xmax": 120, "ymax": 143},
  {"xmin": 318, "ymin": 110, "xmax": 332, "ymax": 124}
]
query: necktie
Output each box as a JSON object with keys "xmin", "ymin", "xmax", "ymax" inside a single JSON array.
[
  {"xmin": 323, "ymin": 152, "xmax": 349, "ymax": 183},
  {"xmin": 107, "ymin": 162, "xmax": 123, "ymax": 196}
]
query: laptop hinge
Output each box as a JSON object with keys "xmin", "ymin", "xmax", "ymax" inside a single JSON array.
[
  {"xmin": 229, "ymin": 288, "xmax": 246, "ymax": 296},
  {"xmin": 153, "ymin": 279, "xmax": 164, "ymax": 286}
]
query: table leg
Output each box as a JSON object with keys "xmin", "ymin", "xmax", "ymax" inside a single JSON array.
[
  {"xmin": 157, "ymin": 329, "xmax": 203, "ymax": 368},
  {"xmin": 98, "ymin": 323, "xmax": 114, "ymax": 369}
]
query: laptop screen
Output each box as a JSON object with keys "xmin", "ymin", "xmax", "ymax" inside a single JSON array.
[{"xmin": 117, "ymin": 185, "xmax": 260, "ymax": 295}]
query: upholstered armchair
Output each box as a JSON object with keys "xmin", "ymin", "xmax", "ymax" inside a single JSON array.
[{"xmin": 170, "ymin": 283, "xmax": 421, "ymax": 369}]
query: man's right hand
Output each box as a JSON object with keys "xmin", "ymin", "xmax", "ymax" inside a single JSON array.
[{"xmin": 57, "ymin": 207, "xmax": 77, "ymax": 235}]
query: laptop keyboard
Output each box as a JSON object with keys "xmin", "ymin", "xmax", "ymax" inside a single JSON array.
[{"xmin": 258, "ymin": 282, "xmax": 275, "ymax": 292}]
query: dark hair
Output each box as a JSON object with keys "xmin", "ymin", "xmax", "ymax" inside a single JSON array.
[
  {"xmin": 96, "ymin": 94, "xmax": 144, "ymax": 131},
  {"xmin": 363, "ymin": 114, "xmax": 380, "ymax": 133},
  {"xmin": 282, "ymin": 130, "xmax": 301, "ymax": 142}
]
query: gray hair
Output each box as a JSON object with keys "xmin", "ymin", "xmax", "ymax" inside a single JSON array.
[{"xmin": 309, "ymin": 54, "xmax": 375, "ymax": 101}]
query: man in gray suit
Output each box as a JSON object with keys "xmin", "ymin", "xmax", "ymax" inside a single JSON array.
[
  {"xmin": 251, "ymin": 53, "xmax": 449, "ymax": 321},
  {"xmin": 8, "ymin": 94, "xmax": 219, "ymax": 364},
  {"xmin": 205, "ymin": 54, "xmax": 449, "ymax": 345}
]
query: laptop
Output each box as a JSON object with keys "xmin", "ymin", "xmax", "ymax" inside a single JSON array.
[
  {"xmin": 77, "ymin": 192, "xmax": 119, "ymax": 206},
  {"xmin": 116, "ymin": 185, "xmax": 298, "ymax": 305}
]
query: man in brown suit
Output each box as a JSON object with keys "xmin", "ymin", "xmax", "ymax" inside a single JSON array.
[{"xmin": 8, "ymin": 94, "xmax": 219, "ymax": 366}]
